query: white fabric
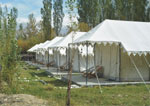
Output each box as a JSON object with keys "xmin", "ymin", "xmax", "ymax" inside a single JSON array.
[
  {"xmin": 49, "ymin": 32, "xmax": 86, "ymax": 56},
  {"xmin": 95, "ymin": 44, "xmax": 120, "ymax": 80},
  {"xmin": 43, "ymin": 37, "xmax": 64, "ymax": 51},
  {"xmin": 51, "ymin": 32, "xmax": 86, "ymax": 48},
  {"xmin": 78, "ymin": 45, "xmax": 94, "ymax": 56},
  {"xmin": 28, "ymin": 44, "xmax": 39, "ymax": 52},
  {"xmin": 34, "ymin": 43, "xmax": 44, "ymax": 52},
  {"xmin": 38, "ymin": 41, "xmax": 51, "ymax": 51},
  {"xmin": 74, "ymin": 19, "xmax": 150, "ymax": 54}
]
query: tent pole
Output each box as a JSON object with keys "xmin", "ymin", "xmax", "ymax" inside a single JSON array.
[
  {"xmin": 78, "ymin": 47, "xmax": 80, "ymax": 72},
  {"xmin": 48, "ymin": 50, "xmax": 49, "ymax": 65},
  {"xmin": 66, "ymin": 48, "xmax": 68, "ymax": 70},
  {"xmin": 109, "ymin": 44, "xmax": 112, "ymax": 80},
  {"xmin": 119, "ymin": 43, "xmax": 121, "ymax": 81},
  {"xmin": 59, "ymin": 48, "xmax": 62, "ymax": 77},
  {"xmin": 94, "ymin": 43, "xmax": 102, "ymax": 93},
  {"xmin": 59, "ymin": 48, "xmax": 61, "ymax": 69},
  {"xmin": 129, "ymin": 55, "xmax": 150, "ymax": 93},
  {"xmin": 86, "ymin": 42, "xmax": 89, "ymax": 85},
  {"xmin": 143, "ymin": 55, "xmax": 150, "ymax": 81},
  {"xmin": 48, "ymin": 49, "xmax": 50, "ymax": 70},
  {"xmin": 56, "ymin": 48, "xmax": 58, "ymax": 75}
]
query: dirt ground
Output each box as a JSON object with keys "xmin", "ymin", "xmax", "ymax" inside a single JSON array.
[{"xmin": 0, "ymin": 94, "xmax": 49, "ymax": 106}]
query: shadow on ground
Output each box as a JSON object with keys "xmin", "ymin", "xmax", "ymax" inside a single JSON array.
[{"xmin": 30, "ymin": 71, "xmax": 47, "ymax": 77}]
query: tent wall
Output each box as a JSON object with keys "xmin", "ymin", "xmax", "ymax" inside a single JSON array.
[
  {"xmin": 35, "ymin": 53, "xmax": 38, "ymax": 61},
  {"xmin": 44, "ymin": 51, "xmax": 49, "ymax": 64},
  {"xmin": 72, "ymin": 48, "xmax": 79, "ymax": 72},
  {"xmin": 36, "ymin": 53, "xmax": 41, "ymax": 62},
  {"xmin": 53, "ymin": 50, "xmax": 59, "ymax": 67},
  {"xmin": 95, "ymin": 44, "xmax": 119, "ymax": 80},
  {"xmin": 120, "ymin": 51, "xmax": 150, "ymax": 81},
  {"xmin": 71, "ymin": 47, "xmax": 94, "ymax": 72},
  {"xmin": 95, "ymin": 43, "xmax": 150, "ymax": 81},
  {"xmin": 53, "ymin": 50, "xmax": 67, "ymax": 67},
  {"xmin": 58, "ymin": 54, "xmax": 66, "ymax": 67}
]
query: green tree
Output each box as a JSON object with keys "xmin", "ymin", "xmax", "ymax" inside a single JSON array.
[
  {"xmin": 53, "ymin": 0, "xmax": 64, "ymax": 36},
  {"xmin": 17, "ymin": 23, "xmax": 27, "ymax": 40},
  {"xmin": 114, "ymin": 0, "xmax": 148, "ymax": 21},
  {"xmin": 41, "ymin": 0, "xmax": 52, "ymax": 40},
  {"xmin": 100, "ymin": 0, "xmax": 115, "ymax": 21},
  {"xmin": 0, "ymin": 6, "xmax": 19, "ymax": 87},
  {"xmin": 77, "ymin": 0, "xmax": 101, "ymax": 28},
  {"xmin": 26, "ymin": 13, "xmax": 38, "ymax": 38}
]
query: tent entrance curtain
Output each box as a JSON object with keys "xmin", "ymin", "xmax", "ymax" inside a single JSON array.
[
  {"xmin": 143, "ymin": 55, "xmax": 150, "ymax": 81},
  {"xmin": 95, "ymin": 43, "xmax": 120, "ymax": 81}
]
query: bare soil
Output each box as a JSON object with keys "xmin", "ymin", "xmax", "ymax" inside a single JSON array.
[{"xmin": 0, "ymin": 94, "xmax": 49, "ymax": 106}]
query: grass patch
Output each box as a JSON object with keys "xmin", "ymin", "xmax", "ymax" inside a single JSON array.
[{"xmin": 1, "ymin": 61, "xmax": 150, "ymax": 106}]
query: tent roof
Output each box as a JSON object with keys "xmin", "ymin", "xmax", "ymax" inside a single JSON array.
[
  {"xmin": 34, "ymin": 43, "xmax": 44, "ymax": 51},
  {"xmin": 43, "ymin": 37, "xmax": 63, "ymax": 50},
  {"xmin": 50, "ymin": 32, "xmax": 86, "ymax": 48},
  {"xmin": 74, "ymin": 19, "xmax": 150, "ymax": 53},
  {"xmin": 38, "ymin": 40, "xmax": 51, "ymax": 50},
  {"xmin": 27, "ymin": 44, "xmax": 39, "ymax": 52}
]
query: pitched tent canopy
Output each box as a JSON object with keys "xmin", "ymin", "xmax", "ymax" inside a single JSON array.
[
  {"xmin": 49, "ymin": 32, "xmax": 86, "ymax": 56},
  {"xmin": 74, "ymin": 19, "xmax": 150, "ymax": 55},
  {"xmin": 50, "ymin": 32, "xmax": 86, "ymax": 48},
  {"xmin": 38, "ymin": 40, "xmax": 51, "ymax": 51},
  {"xmin": 27, "ymin": 44, "xmax": 40, "ymax": 52},
  {"xmin": 43, "ymin": 37, "xmax": 64, "ymax": 51}
]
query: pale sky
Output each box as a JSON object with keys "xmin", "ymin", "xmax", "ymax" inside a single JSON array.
[{"xmin": 0, "ymin": 0, "xmax": 77, "ymax": 26}]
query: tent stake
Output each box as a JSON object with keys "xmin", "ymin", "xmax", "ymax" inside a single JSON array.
[{"xmin": 129, "ymin": 55, "xmax": 150, "ymax": 93}]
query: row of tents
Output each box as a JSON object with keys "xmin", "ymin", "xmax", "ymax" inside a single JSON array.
[{"xmin": 28, "ymin": 19, "xmax": 150, "ymax": 82}]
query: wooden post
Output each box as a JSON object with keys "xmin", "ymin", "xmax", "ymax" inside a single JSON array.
[
  {"xmin": 66, "ymin": 48, "xmax": 68, "ymax": 70},
  {"xmin": 66, "ymin": 44, "xmax": 72, "ymax": 106}
]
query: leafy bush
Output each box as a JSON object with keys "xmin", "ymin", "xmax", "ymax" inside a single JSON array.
[{"xmin": 0, "ymin": 6, "xmax": 20, "ymax": 90}]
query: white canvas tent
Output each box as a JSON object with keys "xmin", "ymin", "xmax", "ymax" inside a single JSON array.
[
  {"xmin": 27, "ymin": 44, "xmax": 39, "ymax": 52},
  {"xmin": 71, "ymin": 44, "xmax": 94, "ymax": 72},
  {"xmin": 49, "ymin": 32, "xmax": 86, "ymax": 69},
  {"xmin": 74, "ymin": 19, "xmax": 150, "ymax": 81},
  {"xmin": 42, "ymin": 37, "xmax": 64, "ymax": 65},
  {"xmin": 34, "ymin": 43, "xmax": 45, "ymax": 63}
]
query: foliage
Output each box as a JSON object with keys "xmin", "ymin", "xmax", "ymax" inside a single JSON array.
[
  {"xmin": 0, "ymin": 6, "xmax": 20, "ymax": 88},
  {"xmin": 78, "ymin": 22, "xmax": 90, "ymax": 32},
  {"xmin": 53, "ymin": 0, "xmax": 64, "ymax": 36},
  {"xmin": 26, "ymin": 13, "xmax": 38, "ymax": 38},
  {"xmin": 77, "ymin": 0, "xmax": 100, "ymax": 28},
  {"xmin": 17, "ymin": 15, "xmax": 45, "ymax": 53},
  {"xmin": 77, "ymin": 0, "xmax": 150, "ymax": 29},
  {"xmin": 41, "ymin": 0, "xmax": 52, "ymax": 40}
]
